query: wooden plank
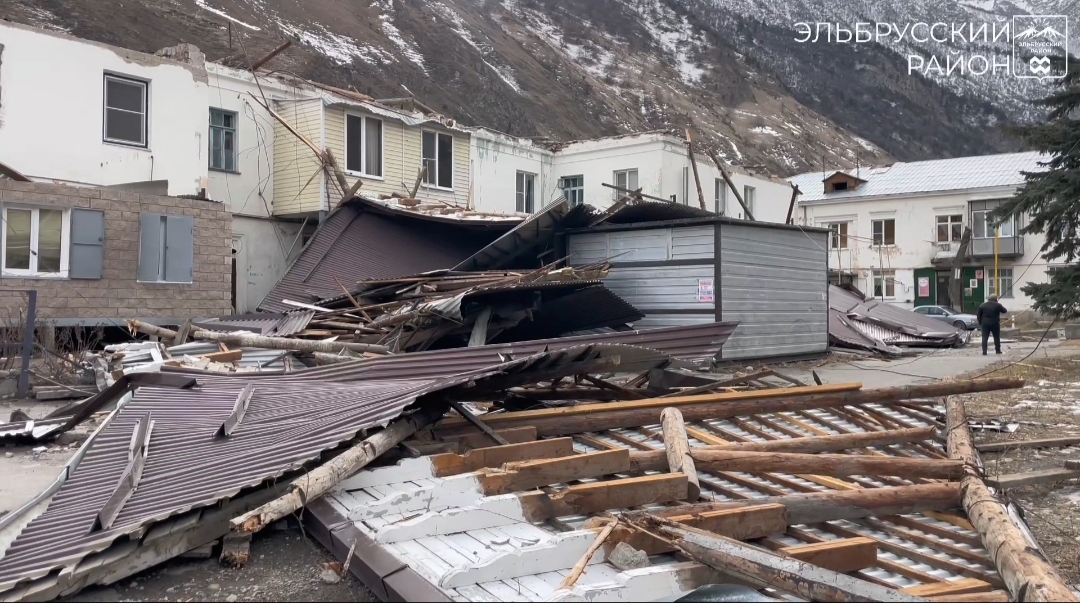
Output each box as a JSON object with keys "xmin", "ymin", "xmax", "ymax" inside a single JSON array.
[
  {"xmin": 477, "ymin": 450, "xmax": 630, "ymax": 495},
  {"xmin": 977, "ymin": 436, "xmax": 1080, "ymax": 453},
  {"xmin": 691, "ymin": 449, "xmax": 963, "ymax": 480},
  {"xmin": 662, "ymin": 408, "xmax": 700, "ymax": 501},
  {"xmin": 667, "ymin": 504, "xmax": 787, "ymax": 541},
  {"xmin": 779, "ymin": 537, "xmax": 877, "ymax": 574},
  {"xmin": 928, "ymin": 592, "xmax": 1009, "ymax": 602},
  {"xmin": 430, "ymin": 438, "xmax": 575, "ymax": 477},
  {"xmin": 196, "ymin": 349, "xmax": 243, "ymax": 363},
  {"xmin": 901, "ymin": 578, "xmax": 993, "ymax": 597},
  {"xmin": 986, "ymin": 468, "xmax": 1080, "ymax": 489},
  {"xmin": 440, "ymin": 427, "xmax": 537, "ymax": 450},
  {"xmin": 518, "ymin": 474, "xmax": 688, "ymax": 522}
]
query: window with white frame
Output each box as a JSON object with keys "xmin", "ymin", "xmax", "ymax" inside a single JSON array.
[
  {"xmin": 936, "ymin": 214, "xmax": 963, "ymax": 242},
  {"xmin": 987, "ymin": 268, "xmax": 1014, "ymax": 298},
  {"xmin": 422, "ymin": 131, "xmax": 454, "ymax": 189},
  {"xmin": 517, "ymin": 172, "xmax": 536, "ymax": 213},
  {"xmin": 104, "ymin": 74, "xmax": 148, "ymax": 147},
  {"xmin": 872, "ymin": 218, "xmax": 896, "ymax": 246},
  {"xmin": 613, "ymin": 169, "xmax": 638, "ymax": 200},
  {"xmin": 560, "ymin": 176, "xmax": 584, "ymax": 206},
  {"xmin": 743, "ymin": 185, "xmax": 756, "ymax": 215},
  {"xmin": 209, "ymin": 108, "xmax": 237, "ymax": 172},
  {"xmin": 972, "ymin": 209, "xmax": 1016, "ymax": 238},
  {"xmin": 828, "ymin": 222, "xmax": 849, "ymax": 249},
  {"xmin": 346, "ymin": 114, "xmax": 383, "ymax": 177},
  {"xmin": 2, "ymin": 207, "xmax": 68, "ymax": 277},
  {"xmin": 872, "ymin": 270, "xmax": 896, "ymax": 299},
  {"xmin": 714, "ymin": 178, "xmax": 726, "ymax": 215}
]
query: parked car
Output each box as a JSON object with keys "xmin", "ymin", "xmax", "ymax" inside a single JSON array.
[{"xmin": 912, "ymin": 305, "xmax": 978, "ymax": 330}]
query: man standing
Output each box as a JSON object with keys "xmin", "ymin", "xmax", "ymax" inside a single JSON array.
[{"xmin": 977, "ymin": 295, "xmax": 1008, "ymax": 355}]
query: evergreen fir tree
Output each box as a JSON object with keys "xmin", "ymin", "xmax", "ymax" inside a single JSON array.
[{"xmin": 992, "ymin": 56, "xmax": 1080, "ymax": 318}]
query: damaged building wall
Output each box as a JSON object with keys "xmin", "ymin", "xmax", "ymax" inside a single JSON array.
[
  {"xmin": 469, "ymin": 128, "xmax": 555, "ymax": 213},
  {"xmin": 0, "ymin": 21, "xmax": 209, "ymax": 197},
  {"xmin": 271, "ymin": 98, "xmax": 326, "ymax": 216},
  {"xmin": 0, "ymin": 180, "xmax": 232, "ymax": 325}
]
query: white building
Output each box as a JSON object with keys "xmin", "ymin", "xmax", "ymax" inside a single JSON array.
[
  {"xmin": 470, "ymin": 131, "xmax": 795, "ymax": 221},
  {"xmin": 789, "ymin": 152, "xmax": 1058, "ymax": 314}
]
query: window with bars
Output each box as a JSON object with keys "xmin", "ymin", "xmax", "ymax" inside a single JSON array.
[{"xmin": 209, "ymin": 109, "xmax": 237, "ymax": 172}]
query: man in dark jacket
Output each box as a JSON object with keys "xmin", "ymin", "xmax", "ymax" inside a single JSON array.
[{"xmin": 977, "ymin": 295, "xmax": 1008, "ymax": 355}]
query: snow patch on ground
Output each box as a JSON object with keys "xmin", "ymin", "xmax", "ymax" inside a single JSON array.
[
  {"xmin": 751, "ymin": 125, "xmax": 781, "ymax": 136},
  {"xmin": 434, "ymin": 3, "xmax": 521, "ymax": 92},
  {"xmin": 277, "ymin": 21, "xmax": 392, "ymax": 65},
  {"xmin": 22, "ymin": 6, "xmax": 71, "ymax": 32},
  {"xmin": 375, "ymin": 0, "xmax": 427, "ymax": 73},
  {"xmin": 523, "ymin": 10, "xmax": 615, "ymax": 80},
  {"xmin": 195, "ymin": 0, "xmax": 261, "ymax": 30},
  {"xmin": 627, "ymin": 0, "xmax": 707, "ymax": 85},
  {"xmin": 852, "ymin": 136, "xmax": 879, "ymax": 152}
]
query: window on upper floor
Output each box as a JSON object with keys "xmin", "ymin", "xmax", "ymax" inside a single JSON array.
[
  {"xmin": 972, "ymin": 209, "xmax": 1016, "ymax": 238},
  {"xmin": 827, "ymin": 222, "xmax": 849, "ymax": 250},
  {"xmin": 2, "ymin": 207, "xmax": 68, "ymax": 277},
  {"xmin": 104, "ymin": 74, "xmax": 148, "ymax": 147},
  {"xmin": 936, "ymin": 215, "xmax": 963, "ymax": 242},
  {"xmin": 613, "ymin": 169, "xmax": 638, "ymax": 200},
  {"xmin": 872, "ymin": 218, "xmax": 896, "ymax": 246},
  {"xmin": 209, "ymin": 108, "xmax": 238, "ymax": 172},
  {"xmin": 560, "ymin": 176, "xmax": 584, "ymax": 206},
  {"xmin": 517, "ymin": 172, "xmax": 536, "ymax": 214},
  {"xmin": 743, "ymin": 185, "xmax": 756, "ymax": 216},
  {"xmin": 714, "ymin": 178, "xmax": 727, "ymax": 215},
  {"xmin": 422, "ymin": 131, "xmax": 454, "ymax": 189},
  {"xmin": 346, "ymin": 114, "xmax": 383, "ymax": 178}
]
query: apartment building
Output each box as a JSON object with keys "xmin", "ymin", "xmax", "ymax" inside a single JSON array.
[
  {"xmin": 469, "ymin": 131, "xmax": 796, "ymax": 221},
  {"xmin": 790, "ymin": 152, "xmax": 1056, "ymax": 313}
]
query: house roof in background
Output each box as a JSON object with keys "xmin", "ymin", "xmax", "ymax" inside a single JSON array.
[{"xmin": 790, "ymin": 151, "xmax": 1044, "ymax": 203}]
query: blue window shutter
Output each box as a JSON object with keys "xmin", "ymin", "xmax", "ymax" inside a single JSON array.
[
  {"xmin": 164, "ymin": 215, "xmax": 194, "ymax": 283},
  {"xmin": 138, "ymin": 213, "xmax": 163, "ymax": 282},
  {"xmin": 69, "ymin": 209, "xmax": 105, "ymax": 279}
]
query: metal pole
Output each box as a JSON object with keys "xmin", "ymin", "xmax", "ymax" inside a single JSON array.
[
  {"xmin": 16, "ymin": 290, "xmax": 36, "ymax": 398},
  {"xmin": 994, "ymin": 226, "xmax": 1000, "ymax": 298}
]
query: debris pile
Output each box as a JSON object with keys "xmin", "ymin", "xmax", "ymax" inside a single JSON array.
[{"xmin": 829, "ymin": 284, "xmax": 970, "ymax": 355}]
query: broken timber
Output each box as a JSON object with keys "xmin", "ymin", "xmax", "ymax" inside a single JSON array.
[
  {"xmin": 977, "ymin": 436, "xmax": 1080, "ymax": 453},
  {"xmin": 661, "ymin": 407, "xmax": 700, "ymax": 501},
  {"xmin": 127, "ymin": 319, "xmax": 389, "ymax": 355},
  {"xmin": 986, "ymin": 467, "xmax": 1080, "ymax": 489},
  {"xmin": 946, "ymin": 397, "xmax": 1076, "ymax": 602},
  {"xmin": 691, "ymin": 449, "xmax": 964, "ymax": 480}
]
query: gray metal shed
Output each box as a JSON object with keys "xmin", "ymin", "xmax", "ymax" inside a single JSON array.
[{"xmin": 563, "ymin": 216, "xmax": 830, "ymax": 361}]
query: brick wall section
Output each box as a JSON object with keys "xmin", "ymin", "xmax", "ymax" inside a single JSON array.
[{"xmin": 0, "ymin": 180, "xmax": 232, "ymax": 325}]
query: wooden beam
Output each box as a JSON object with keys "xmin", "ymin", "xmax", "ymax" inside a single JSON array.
[
  {"xmin": 557, "ymin": 520, "xmax": 617, "ymax": 590},
  {"xmin": 779, "ymin": 537, "xmax": 877, "ymax": 574},
  {"xmin": 946, "ymin": 398, "xmax": 1077, "ymax": 602},
  {"xmin": 477, "ymin": 450, "xmax": 630, "ymax": 495},
  {"xmin": 785, "ymin": 183, "xmax": 801, "ymax": 224},
  {"xmin": 629, "ymin": 427, "xmax": 936, "ymax": 472},
  {"xmin": 174, "ymin": 319, "xmax": 193, "ymax": 345},
  {"xmin": 440, "ymin": 426, "xmax": 536, "ymax": 450},
  {"xmin": 978, "ymin": 436, "xmax": 1080, "ymax": 453},
  {"xmin": 434, "ymin": 379, "xmax": 1023, "ymax": 439},
  {"xmin": 691, "ymin": 449, "xmax": 963, "ymax": 480},
  {"xmin": 685, "ymin": 129, "xmax": 707, "ymax": 210},
  {"xmin": 249, "ymin": 40, "xmax": 291, "ymax": 70},
  {"xmin": 430, "ymin": 438, "xmax": 575, "ymax": 477},
  {"xmin": 654, "ymin": 483, "xmax": 961, "ymax": 525},
  {"xmin": 661, "ymin": 408, "xmax": 700, "ymax": 501},
  {"xmin": 900, "ymin": 578, "xmax": 993, "ymax": 597},
  {"xmin": 986, "ymin": 467, "xmax": 1080, "ymax": 489},
  {"xmin": 627, "ymin": 515, "xmax": 927, "ymax": 602},
  {"xmin": 447, "ymin": 398, "xmax": 508, "ymax": 446},
  {"xmin": 704, "ymin": 148, "xmax": 755, "ymax": 221},
  {"xmin": 601, "ymin": 182, "xmax": 671, "ymax": 203},
  {"xmin": 518, "ymin": 474, "xmax": 688, "ymax": 522},
  {"xmin": 582, "ymin": 375, "xmax": 648, "ymax": 400},
  {"xmin": 197, "ymin": 349, "xmax": 243, "ymax": 363},
  {"xmin": 667, "ymin": 504, "xmax": 787, "ymax": 540},
  {"xmin": 928, "ymin": 592, "xmax": 1009, "ymax": 602}
]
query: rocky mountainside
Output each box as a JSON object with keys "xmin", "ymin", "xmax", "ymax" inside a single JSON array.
[{"xmin": 4, "ymin": 0, "xmax": 1070, "ymax": 174}]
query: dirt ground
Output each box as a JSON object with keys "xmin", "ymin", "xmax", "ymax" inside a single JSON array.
[{"xmin": 957, "ymin": 341, "xmax": 1080, "ymax": 585}]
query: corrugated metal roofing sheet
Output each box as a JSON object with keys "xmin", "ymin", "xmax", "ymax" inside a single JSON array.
[
  {"xmin": 790, "ymin": 151, "xmax": 1044, "ymax": 203},
  {"xmin": 193, "ymin": 311, "xmax": 314, "ymax": 337},
  {"xmin": 0, "ymin": 344, "xmax": 659, "ymax": 596},
  {"xmin": 829, "ymin": 285, "xmax": 965, "ymax": 351},
  {"xmin": 452, "ymin": 200, "xmax": 593, "ymax": 271},
  {"xmin": 259, "ymin": 203, "xmax": 508, "ymax": 313},
  {"xmin": 595, "ymin": 201, "xmax": 714, "ymax": 225},
  {"xmin": 491, "ymin": 285, "xmax": 644, "ymax": 343}
]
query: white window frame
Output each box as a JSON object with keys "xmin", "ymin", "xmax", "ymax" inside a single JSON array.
[
  {"xmin": 743, "ymin": 185, "xmax": 756, "ymax": 215},
  {"xmin": 517, "ymin": 171, "xmax": 537, "ymax": 213},
  {"xmin": 560, "ymin": 175, "xmax": 584, "ymax": 206},
  {"xmin": 103, "ymin": 73, "xmax": 149, "ymax": 148},
  {"xmin": 828, "ymin": 222, "xmax": 849, "ymax": 250},
  {"xmin": 972, "ymin": 209, "xmax": 1016, "ymax": 239},
  {"xmin": 1, "ymin": 206, "xmax": 71, "ymax": 278},
  {"xmin": 344, "ymin": 112, "xmax": 385, "ymax": 180},
  {"xmin": 987, "ymin": 268, "xmax": 1015, "ymax": 299},
  {"xmin": 209, "ymin": 108, "xmax": 238, "ymax": 173},
  {"xmin": 613, "ymin": 169, "xmax": 638, "ymax": 200},
  {"xmin": 714, "ymin": 178, "xmax": 726, "ymax": 215},
  {"xmin": 936, "ymin": 214, "xmax": 963, "ymax": 243},
  {"xmin": 872, "ymin": 270, "xmax": 896, "ymax": 299},
  {"xmin": 422, "ymin": 130, "xmax": 455, "ymax": 191},
  {"xmin": 872, "ymin": 218, "xmax": 896, "ymax": 246}
]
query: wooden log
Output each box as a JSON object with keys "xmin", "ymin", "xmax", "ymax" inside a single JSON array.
[
  {"xmin": 691, "ymin": 449, "xmax": 964, "ymax": 480},
  {"xmin": 627, "ymin": 514, "xmax": 926, "ymax": 602},
  {"xmin": 557, "ymin": 520, "xmax": 617, "ymax": 590},
  {"xmin": 430, "ymin": 438, "xmax": 575, "ymax": 477},
  {"xmin": 900, "ymin": 578, "xmax": 993, "ymax": 597},
  {"xmin": 705, "ymin": 148, "xmax": 755, "ymax": 221},
  {"xmin": 667, "ymin": 504, "xmax": 787, "ymax": 540},
  {"xmin": 685, "ymin": 129, "xmax": 707, "ymax": 210},
  {"xmin": 230, "ymin": 406, "xmax": 442, "ymax": 535},
  {"xmin": 946, "ymin": 398, "xmax": 1077, "ymax": 602},
  {"xmin": 128, "ymin": 320, "xmax": 179, "ymax": 340},
  {"xmin": 128, "ymin": 319, "xmax": 390, "ymax": 354},
  {"xmin": 518, "ymin": 474, "xmax": 688, "ymax": 522},
  {"xmin": 174, "ymin": 319, "xmax": 193, "ymax": 345},
  {"xmin": 978, "ymin": 436, "xmax": 1080, "ymax": 453},
  {"xmin": 477, "ymin": 450, "xmax": 630, "ymax": 495},
  {"xmin": 661, "ymin": 407, "xmax": 700, "ymax": 501},
  {"xmin": 250, "ymin": 39, "xmax": 291, "ymax": 70},
  {"xmin": 779, "ymin": 537, "xmax": 876, "ymax": 574},
  {"xmin": 986, "ymin": 468, "xmax": 1080, "ymax": 489},
  {"xmin": 629, "ymin": 427, "xmax": 936, "ymax": 472},
  {"xmin": 654, "ymin": 483, "xmax": 961, "ymax": 525},
  {"xmin": 435, "ymin": 379, "xmax": 1023, "ymax": 438},
  {"xmin": 219, "ymin": 532, "xmax": 251, "ymax": 568}
]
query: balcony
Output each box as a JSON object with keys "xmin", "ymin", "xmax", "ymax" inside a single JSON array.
[{"xmin": 971, "ymin": 236, "xmax": 1024, "ymax": 258}]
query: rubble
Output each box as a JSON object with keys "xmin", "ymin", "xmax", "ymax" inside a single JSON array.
[{"xmin": 829, "ymin": 284, "xmax": 970, "ymax": 355}]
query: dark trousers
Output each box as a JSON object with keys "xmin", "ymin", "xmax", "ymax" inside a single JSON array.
[{"xmin": 981, "ymin": 323, "xmax": 1001, "ymax": 354}]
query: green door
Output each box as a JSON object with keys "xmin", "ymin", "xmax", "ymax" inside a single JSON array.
[
  {"xmin": 914, "ymin": 268, "xmax": 936, "ymax": 307},
  {"xmin": 961, "ymin": 266, "xmax": 985, "ymax": 313}
]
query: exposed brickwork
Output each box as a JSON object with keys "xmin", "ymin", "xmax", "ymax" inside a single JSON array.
[{"xmin": 0, "ymin": 180, "xmax": 231, "ymax": 324}]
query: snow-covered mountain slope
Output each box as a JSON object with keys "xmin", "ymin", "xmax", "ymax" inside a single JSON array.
[{"xmin": 5, "ymin": 0, "xmax": 1068, "ymax": 174}]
